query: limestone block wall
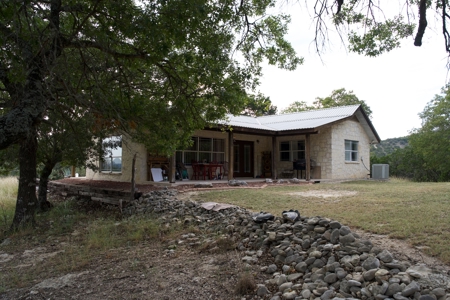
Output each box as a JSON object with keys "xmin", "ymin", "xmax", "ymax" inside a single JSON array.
[
  {"xmin": 330, "ymin": 118, "xmax": 371, "ymax": 179},
  {"xmin": 86, "ymin": 136, "xmax": 148, "ymax": 183},
  {"xmin": 273, "ymin": 132, "xmax": 332, "ymax": 179},
  {"xmin": 310, "ymin": 126, "xmax": 333, "ymax": 179}
]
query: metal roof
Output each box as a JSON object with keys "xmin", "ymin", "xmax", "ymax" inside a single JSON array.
[
  {"xmin": 226, "ymin": 105, "xmax": 359, "ymax": 131},
  {"xmin": 221, "ymin": 105, "xmax": 380, "ymax": 143}
]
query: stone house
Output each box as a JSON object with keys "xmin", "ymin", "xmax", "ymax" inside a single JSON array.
[{"xmin": 85, "ymin": 105, "xmax": 380, "ymax": 183}]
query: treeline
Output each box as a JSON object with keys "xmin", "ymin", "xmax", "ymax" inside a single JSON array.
[
  {"xmin": 370, "ymin": 137, "xmax": 409, "ymax": 157},
  {"xmin": 370, "ymin": 86, "xmax": 450, "ymax": 182}
]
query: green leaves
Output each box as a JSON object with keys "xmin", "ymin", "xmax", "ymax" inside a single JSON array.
[
  {"xmin": 0, "ymin": 0, "xmax": 302, "ymax": 155},
  {"xmin": 281, "ymin": 88, "xmax": 373, "ymax": 117},
  {"xmin": 384, "ymin": 85, "xmax": 450, "ymax": 182},
  {"xmin": 313, "ymin": 88, "xmax": 373, "ymax": 118},
  {"xmin": 348, "ymin": 16, "xmax": 415, "ymax": 57}
]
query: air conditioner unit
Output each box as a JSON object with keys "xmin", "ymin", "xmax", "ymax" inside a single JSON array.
[{"xmin": 372, "ymin": 164, "xmax": 389, "ymax": 179}]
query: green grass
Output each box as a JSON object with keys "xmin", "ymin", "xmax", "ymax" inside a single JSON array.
[
  {"xmin": 0, "ymin": 177, "xmax": 18, "ymax": 230},
  {"xmin": 0, "ymin": 178, "xmax": 170, "ymax": 291},
  {"xmin": 187, "ymin": 178, "xmax": 450, "ymax": 263},
  {"xmin": 2, "ymin": 177, "xmax": 450, "ymax": 290}
]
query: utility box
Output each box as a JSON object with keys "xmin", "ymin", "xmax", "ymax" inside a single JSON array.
[{"xmin": 372, "ymin": 164, "xmax": 389, "ymax": 179}]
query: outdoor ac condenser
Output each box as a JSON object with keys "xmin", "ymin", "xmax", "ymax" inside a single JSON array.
[{"xmin": 372, "ymin": 164, "xmax": 389, "ymax": 179}]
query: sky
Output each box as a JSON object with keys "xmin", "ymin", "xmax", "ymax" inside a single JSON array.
[{"xmin": 257, "ymin": 4, "xmax": 450, "ymax": 140}]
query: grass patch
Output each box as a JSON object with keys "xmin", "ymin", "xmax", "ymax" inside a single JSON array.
[
  {"xmin": 85, "ymin": 216, "xmax": 161, "ymax": 251},
  {"xmin": 0, "ymin": 177, "xmax": 18, "ymax": 231},
  {"xmin": 235, "ymin": 272, "xmax": 256, "ymax": 295},
  {"xmin": 188, "ymin": 178, "xmax": 450, "ymax": 263},
  {"xmin": 0, "ymin": 177, "xmax": 172, "ymax": 292}
]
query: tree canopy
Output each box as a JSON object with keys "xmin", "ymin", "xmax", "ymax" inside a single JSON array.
[
  {"xmin": 0, "ymin": 0, "xmax": 302, "ymax": 228},
  {"xmin": 281, "ymin": 101, "xmax": 312, "ymax": 114},
  {"xmin": 371, "ymin": 85, "xmax": 450, "ymax": 182},
  {"xmin": 311, "ymin": 0, "xmax": 450, "ymax": 57},
  {"xmin": 407, "ymin": 85, "xmax": 450, "ymax": 181},
  {"xmin": 281, "ymin": 88, "xmax": 372, "ymax": 118},
  {"xmin": 242, "ymin": 93, "xmax": 277, "ymax": 117},
  {"xmin": 313, "ymin": 88, "xmax": 373, "ymax": 118}
]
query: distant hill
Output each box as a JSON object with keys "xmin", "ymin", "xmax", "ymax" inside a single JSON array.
[{"xmin": 371, "ymin": 137, "xmax": 409, "ymax": 157}]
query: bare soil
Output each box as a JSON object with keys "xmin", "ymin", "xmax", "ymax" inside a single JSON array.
[{"xmin": 1, "ymin": 179, "xmax": 449, "ymax": 299}]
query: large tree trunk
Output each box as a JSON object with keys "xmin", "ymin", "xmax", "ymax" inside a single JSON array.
[
  {"xmin": 10, "ymin": 129, "xmax": 38, "ymax": 230},
  {"xmin": 38, "ymin": 161, "xmax": 56, "ymax": 212}
]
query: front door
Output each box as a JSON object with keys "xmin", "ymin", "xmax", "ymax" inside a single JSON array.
[{"xmin": 233, "ymin": 141, "xmax": 254, "ymax": 178}]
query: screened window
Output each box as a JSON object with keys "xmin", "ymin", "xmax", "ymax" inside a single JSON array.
[
  {"xmin": 345, "ymin": 140, "xmax": 358, "ymax": 162},
  {"xmin": 101, "ymin": 136, "xmax": 122, "ymax": 172},
  {"xmin": 176, "ymin": 137, "xmax": 225, "ymax": 165},
  {"xmin": 280, "ymin": 140, "xmax": 305, "ymax": 161}
]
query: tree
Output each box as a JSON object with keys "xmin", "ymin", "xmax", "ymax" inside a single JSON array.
[
  {"xmin": 313, "ymin": 88, "xmax": 372, "ymax": 118},
  {"xmin": 371, "ymin": 86, "xmax": 450, "ymax": 182},
  {"xmin": 281, "ymin": 88, "xmax": 372, "ymax": 116},
  {"xmin": 310, "ymin": 0, "xmax": 449, "ymax": 56},
  {"xmin": 0, "ymin": 0, "xmax": 301, "ymax": 229},
  {"xmin": 35, "ymin": 105, "xmax": 104, "ymax": 211},
  {"xmin": 280, "ymin": 101, "xmax": 313, "ymax": 114},
  {"xmin": 242, "ymin": 93, "xmax": 277, "ymax": 117},
  {"xmin": 407, "ymin": 85, "xmax": 450, "ymax": 181}
]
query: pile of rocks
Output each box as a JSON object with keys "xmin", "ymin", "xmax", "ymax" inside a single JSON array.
[{"xmin": 122, "ymin": 187, "xmax": 450, "ymax": 300}]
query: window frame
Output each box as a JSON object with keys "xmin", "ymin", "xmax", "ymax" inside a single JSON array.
[
  {"xmin": 101, "ymin": 136, "xmax": 122, "ymax": 173},
  {"xmin": 345, "ymin": 140, "xmax": 359, "ymax": 162},
  {"xmin": 176, "ymin": 137, "xmax": 225, "ymax": 165},
  {"xmin": 279, "ymin": 140, "xmax": 305, "ymax": 161}
]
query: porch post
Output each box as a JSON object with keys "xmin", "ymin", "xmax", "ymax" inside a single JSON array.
[
  {"xmin": 228, "ymin": 131, "xmax": 234, "ymax": 180},
  {"xmin": 169, "ymin": 153, "xmax": 176, "ymax": 183},
  {"xmin": 272, "ymin": 136, "xmax": 277, "ymax": 180},
  {"xmin": 305, "ymin": 134, "xmax": 311, "ymax": 181}
]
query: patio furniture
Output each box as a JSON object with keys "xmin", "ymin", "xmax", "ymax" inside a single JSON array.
[
  {"xmin": 191, "ymin": 161, "xmax": 206, "ymax": 180},
  {"xmin": 208, "ymin": 162, "xmax": 222, "ymax": 179}
]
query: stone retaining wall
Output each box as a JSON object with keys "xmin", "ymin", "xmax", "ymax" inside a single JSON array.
[
  {"xmin": 48, "ymin": 181, "xmax": 131, "ymax": 205},
  {"xmin": 123, "ymin": 190, "xmax": 450, "ymax": 300}
]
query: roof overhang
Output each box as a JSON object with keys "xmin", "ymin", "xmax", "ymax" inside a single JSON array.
[
  {"xmin": 204, "ymin": 105, "xmax": 381, "ymax": 143},
  {"xmin": 204, "ymin": 125, "xmax": 319, "ymax": 137}
]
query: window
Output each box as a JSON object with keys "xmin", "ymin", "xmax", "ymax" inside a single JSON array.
[
  {"xmin": 101, "ymin": 136, "xmax": 122, "ymax": 172},
  {"xmin": 345, "ymin": 140, "xmax": 358, "ymax": 162},
  {"xmin": 176, "ymin": 137, "xmax": 225, "ymax": 165},
  {"xmin": 280, "ymin": 140, "xmax": 305, "ymax": 161}
]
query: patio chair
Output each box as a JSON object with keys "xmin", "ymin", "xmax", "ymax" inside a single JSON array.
[
  {"xmin": 221, "ymin": 161, "xmax": 229, "ymax": 180},
  {"xmin": 191, "ymin": 160, "xmax": 206, "ymax": 180},
  {"xmin": 176, "ymin": 161, "xmax": 188, "ymax": 180},
  {"xmin": 208, "ymin": 161, "xmax": 220, "ymax": 180}
]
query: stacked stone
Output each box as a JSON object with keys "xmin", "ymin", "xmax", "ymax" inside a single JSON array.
[
  {"xmin": 121, "ymin": 189, "xmax": 450, "ymax": 300},
  {"xmin": 250, "ymin": 216, "xmax": 450, "ymax": 300}
]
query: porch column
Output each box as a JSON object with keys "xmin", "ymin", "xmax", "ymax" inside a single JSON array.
[
  {"xmin": 305, "ymin": 134, "xmax": 311, "ymax": 181},
  {"xmin": 228, "ymin": 131, "xmax": 234, "ymax": 180},
  {"xmin": 272, "ymin": 136, "xmax": 277, "ymax": 180},
  {"xmin": 169, "ymin": 153, "xmax": 176, "ymax": 183}
]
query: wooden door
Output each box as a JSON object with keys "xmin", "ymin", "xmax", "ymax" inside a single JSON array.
[{"xmin": 233, "ymin": 141, "xmax": 254, "ymax": 177}]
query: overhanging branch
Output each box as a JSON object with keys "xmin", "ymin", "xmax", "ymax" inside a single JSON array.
[{"xmin": 414, "ymin": 0, "xmax": 428, "ymax": 46}]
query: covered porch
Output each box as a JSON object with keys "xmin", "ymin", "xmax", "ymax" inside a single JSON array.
[{"xmin": 162, "ymin": 126, "xmax": 319, "ymax": 184}]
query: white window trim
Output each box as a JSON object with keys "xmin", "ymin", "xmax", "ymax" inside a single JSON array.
[
  {"xmin": 101, "ymin": 136, "xmax": 122, "ymax": 173},
  {"xmin": 345, "ymin": 140, "xmax": 359, "ymax": 162}
]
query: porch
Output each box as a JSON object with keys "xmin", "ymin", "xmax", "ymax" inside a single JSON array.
[{"xmin": 50, "ymin": 176, "xmax": 359, "ymax": 207}]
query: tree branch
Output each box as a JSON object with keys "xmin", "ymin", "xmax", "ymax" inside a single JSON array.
[{"xmin": 414, "ymin": 0, "xmax": 428, "ymax": 46}]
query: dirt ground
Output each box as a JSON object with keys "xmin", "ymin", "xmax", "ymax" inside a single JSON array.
[{"xmin": 1, "ymin": 179, "xmax": 449, "ymax": 299}]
